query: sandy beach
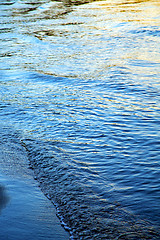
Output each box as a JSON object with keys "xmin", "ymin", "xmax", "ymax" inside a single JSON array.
[{"xmin": 0, "ymin": 129, "xmax": 69, "ymax": 240}]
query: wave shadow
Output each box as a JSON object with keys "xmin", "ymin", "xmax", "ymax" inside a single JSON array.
[{"xmin": 0, "ymin": 184, "xmax": 9, "ymax": 214}]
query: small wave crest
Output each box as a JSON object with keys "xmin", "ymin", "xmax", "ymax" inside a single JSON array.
[{"xmin": 22, "ymin": 138, "xmax": 160, "ymax": 239}]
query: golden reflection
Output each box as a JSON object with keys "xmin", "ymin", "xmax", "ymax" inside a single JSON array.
[
  {"xmin": 7, "ymin": 0, "xmax": 160, "ymax": 80},
  {"xmin": 91, "ymin": 0, "xmax": 160, "ymax": 26}
]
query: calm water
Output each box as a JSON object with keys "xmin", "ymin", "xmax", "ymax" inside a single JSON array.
[{"xmin": 0, "ymin": 0, "xmax": 160, "ymax": 239}]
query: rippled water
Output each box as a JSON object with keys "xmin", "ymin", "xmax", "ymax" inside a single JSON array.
[{"xmin": 0, "ymin": 0, "xmax": 160, "ymax": 239}]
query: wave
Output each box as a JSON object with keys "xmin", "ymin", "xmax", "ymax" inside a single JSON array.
[{"xmin": 22, "ymin": 138, "xmax": 160, "ymax": 239}]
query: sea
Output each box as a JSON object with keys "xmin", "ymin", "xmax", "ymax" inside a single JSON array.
[{"xmin": 0, "ymin": 0, "xmax": 160, "ymax": 239}]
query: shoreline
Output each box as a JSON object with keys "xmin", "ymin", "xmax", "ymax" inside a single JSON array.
[{"xmin": 0, "ymin": 129, "xmax": 69, "ymax": 240}]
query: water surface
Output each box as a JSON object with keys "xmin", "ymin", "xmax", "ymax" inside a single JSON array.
[{"xmin": 0, "ymin": 0, "xmax": 160, "ymax": 239}]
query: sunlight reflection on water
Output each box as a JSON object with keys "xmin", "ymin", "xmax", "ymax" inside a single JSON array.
[{"xmin": 0, "ymin": 0, "xmax": 160, "ymax": 239}]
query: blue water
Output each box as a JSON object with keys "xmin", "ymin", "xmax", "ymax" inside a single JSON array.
[{"xmin": 0, "ymin": 0, "xmax": 160, "ymax": 239}]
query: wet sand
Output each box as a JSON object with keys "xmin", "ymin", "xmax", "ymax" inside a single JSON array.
[{"xmin": 0, "ymin": 130, "xmax": 69, "ymax": 240}]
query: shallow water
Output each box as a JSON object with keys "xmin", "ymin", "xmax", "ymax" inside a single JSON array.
[
  {"xmin": 0, "ymin": 174, "xmax": 70, "ymax": 240},
  {"xmin": 0, "ymin": 128, "xmax": 69, "ymax": 240},
  {"xmin": 0, "ymin": 0, "xmax": 160, "ymax": 239}
]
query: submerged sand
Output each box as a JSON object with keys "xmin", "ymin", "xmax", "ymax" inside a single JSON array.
[{"xmin": 0, "ymin": 130, "xmax": 69, "ymax": 240}]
